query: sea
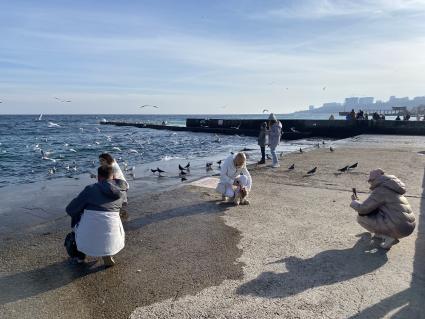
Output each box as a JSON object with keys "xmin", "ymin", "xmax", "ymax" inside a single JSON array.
[{"xmin": 0, "ymin": 114, "xmax": 335, "ymax": 189}]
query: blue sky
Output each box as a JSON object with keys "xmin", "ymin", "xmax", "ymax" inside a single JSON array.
[{"xmin": 1, "ymin": 0, "xmax": 425, "ymax": 114}]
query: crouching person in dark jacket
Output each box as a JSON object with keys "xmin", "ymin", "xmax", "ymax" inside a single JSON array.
[{"xmin": 66, "ymin": 165, "xmax": 127, "ymax": 267}]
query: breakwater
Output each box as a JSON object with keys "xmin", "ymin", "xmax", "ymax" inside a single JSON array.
[{"xmin": 101, "ymin": 118, "xmax": 425, "ymax": 140}]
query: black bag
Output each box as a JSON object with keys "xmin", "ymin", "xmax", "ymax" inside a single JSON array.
[{"xmin": 64, "ymin": 231, "xmax": 85, "ymax": 259}]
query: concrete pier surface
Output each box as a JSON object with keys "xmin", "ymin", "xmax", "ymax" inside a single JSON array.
[{"xmin": 1, "ymin": 135, "xmax": 425, "ymax": 318}]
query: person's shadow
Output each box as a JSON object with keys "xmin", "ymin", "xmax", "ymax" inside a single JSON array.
[
  {"xmin": 0, "ymin": 261, "xmax": 103, "ymax": 305},
  {"xmin": 237, "ymin": 233, "xmax": 388, "ymax": 298}
]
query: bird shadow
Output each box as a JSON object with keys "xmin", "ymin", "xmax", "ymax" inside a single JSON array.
[
  {"xmin": 236, "ymin": 232, "xmax": 388, "ymax": 299},
  {"xmin": 0, "ymin": 261, "xmax": 104, "ymax": 305}
]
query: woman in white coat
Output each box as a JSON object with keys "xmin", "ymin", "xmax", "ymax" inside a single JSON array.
[{"xmin": 216, "ymin": 152, "xmax": 252, "ymax": 201}]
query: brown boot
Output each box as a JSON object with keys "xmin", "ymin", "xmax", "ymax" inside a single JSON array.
[{"xmin": 102, "ymin": 256, "xmax": 116, "ymax": 267}]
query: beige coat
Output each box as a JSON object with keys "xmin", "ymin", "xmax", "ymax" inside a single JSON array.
[{"xmin": 350, "ymin": 174, "xmax": 415, "ymax": 239}]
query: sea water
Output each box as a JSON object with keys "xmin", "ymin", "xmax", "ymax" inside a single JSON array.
[{"xmin": 0, "ymin": 114, "xmax": 331, "ymax": 188}]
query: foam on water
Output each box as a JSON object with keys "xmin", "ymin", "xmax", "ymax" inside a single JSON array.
[{"xmin": 0, "ymin": 114, "xmax": 333, "ymax": 189}]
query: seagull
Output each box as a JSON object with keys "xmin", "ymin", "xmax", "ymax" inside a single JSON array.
[
  {"xmin": 307, "ymin": 167, "xmax": 317, "ymax": 175},
  {"xmin": 179, "ymin": 164, "xmax": 186, "ymax": 171},
  {"xmin": 41, "ymin": 150, "xmax": 49, "ymax": 160},
  {"xmin": 288, "ymin": 164, "xmax": 295, "ymax": 170},
  {"xmin": 151, "ymin": 168, "xmax": 158, "ymax": 174},
  {"xmin": 48, "ymin": 122, "xmax": 61, "ymax": 128},
  {"xmin": 129, "ymin": 166, "xmax": 136, "ymax": 179},
  {"xmin": 139, "ymin": 105, "xmax": 159, "ymax": 108},
  {"xmin": 338, "ymin": 165, "xmax": 349, "ymax": 173},
  {"xmin": 54, "ymin": 97, "xmax": 72, "ymax": 103},
  {"xmin": 322, "ymin": 141, "xmax": 326, "ymax": 145},
  {"xmin": 181, "ymin": 176, "xmax": 187, "ymax": 182},
  {"xmin": 217, "ymin": 160, "xmax": 222, "ymax": 168},
  {"xmin": 184, "ymin": 162, "xmax": 190, "ymax": 169},
  {"xmin": 348, "ymin": 162, "xmax": 358, "ymax": 169},
  {"xmin": 206, "ymin": 162, "xmax": 213, "ymax": 171},
  {"xmin": 330, "ymin": 146, "xmax": 334, "ymax": 152},
  {"xmin": 299, "ymin": 148, "xmax": 303, "ymax": 153},
  {"xmin": 157, "ymin": 167, "xmax": 165, "ymax": 176}
]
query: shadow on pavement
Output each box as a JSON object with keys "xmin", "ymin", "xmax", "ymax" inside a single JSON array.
[
  {"xmin": 124, "ymin": 200, "xmax": 229, "ymax": 231},
  {"xmin": 237, "ymin": 232, "xmax": 388, "ymax": 299},
  {"xmin": 0, "ymin": 261, "xmax": 103, "ymax": 305}
]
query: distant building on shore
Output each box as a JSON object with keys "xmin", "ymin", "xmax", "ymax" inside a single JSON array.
[
  {"xmin": 299, "ymin": 95, "xmax": 425, "ymax": 114},
  {"xmin": 344, "ymin": 97, "xmax": 359, "ymax": 108},
  {"xmin": 358, "ymin": 97, "xmax": 374, "ymax": 106}
]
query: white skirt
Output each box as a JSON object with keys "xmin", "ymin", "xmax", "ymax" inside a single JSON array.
[{"xmin": 75, "ymin": 210, "xmax": 125, "ymax": 257}]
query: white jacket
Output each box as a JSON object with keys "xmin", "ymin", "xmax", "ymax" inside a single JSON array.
[
  {"xmin": 112, "ymin": 160, "xmax": 129, "ymax": 190},
  {"xmin": 216, "ymin": 155, "xmax": 252, "ymax": 194}
]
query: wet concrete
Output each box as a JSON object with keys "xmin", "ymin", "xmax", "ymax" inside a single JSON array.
[{"xmin": 0, "ymin": 186, "xmax": 243, "ymax": 319}]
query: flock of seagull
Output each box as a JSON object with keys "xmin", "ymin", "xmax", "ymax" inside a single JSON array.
[{"xmin": 150, "ymin": 159, "xmax": 224, "ymax": 182}]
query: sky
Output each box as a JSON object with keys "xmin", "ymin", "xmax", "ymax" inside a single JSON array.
[{"xmin": 1, "ymin": 0, "xmax": 425, "ymax": 114}]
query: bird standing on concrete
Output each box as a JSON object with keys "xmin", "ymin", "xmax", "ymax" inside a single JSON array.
[
  {"xmin": 338, "ymin": 166, "xmax": 349, "ymax": 173},
  {"xmin": 349, "ymin": 162, "xmax": 358, "ymax": 169},
  {"xmin": 206, "ymin": 162, "xmax": 213, "ymax": 171},
  {"xmin": 157, "ymin": 167, "xmax": 165, "ymax": 177},
  {"xmin": 307, "ymin": 167, "xmax": 317, "ymax": 175},
  {"xmin": 288, "ymin": 164, "xmax": 295, "ymax": 170}
]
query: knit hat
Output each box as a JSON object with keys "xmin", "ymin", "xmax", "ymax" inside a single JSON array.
[
  {"xmin": 368, "ymin": 168, "xmax": 385, "ymax": 182},
  {"xmin": 268, "ymin": 113, "xmax": 277, "ymax": 121}
]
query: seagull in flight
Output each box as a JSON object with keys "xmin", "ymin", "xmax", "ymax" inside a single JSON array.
[
  {"xmin": 55, "ymin": 97, "xmax": 72, "ymax": 103},
  {"xmin": 139, "ymin": 105, "xmax": 159, "ymax": 108},
  {"xmin": 262, "ymin": 109, "xmax": 270, "ymax": 113}
]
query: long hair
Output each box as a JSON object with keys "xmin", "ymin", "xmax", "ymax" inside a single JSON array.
[{"xmin": 99, "ymin": 153, "xmax": 114, "ymax": 165}]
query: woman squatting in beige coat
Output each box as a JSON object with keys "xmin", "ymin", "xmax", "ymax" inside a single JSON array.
[{"xmin": 350, "ymin": 169, "xmax": 416, "ymax": 249}]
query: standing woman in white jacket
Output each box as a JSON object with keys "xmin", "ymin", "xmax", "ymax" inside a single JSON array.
[
  {"xmin": 268, "ymin": 113, "xmax": 283, "ymax": 168},
  {"xmin": 216, "ymin": 152, "xmax": 252, "ymax": 201}
]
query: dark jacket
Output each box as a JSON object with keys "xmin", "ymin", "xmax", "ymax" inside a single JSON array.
[
  {"xmin": 258, "ymin": 127, "xmax": 268, "ymax": 147},
  {"xmin": 66, "ymin": 179, "xmax": 127, "ymax": 227}
]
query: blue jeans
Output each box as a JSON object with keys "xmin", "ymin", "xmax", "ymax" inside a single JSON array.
[{"xmin": 270, "ymin": 147, "xmax": 278, "ymax": 166}]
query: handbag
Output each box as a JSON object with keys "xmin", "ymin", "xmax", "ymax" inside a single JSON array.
[{"xmin": 64, "ymin": 231, "xmax": 86, "ymax": 259}]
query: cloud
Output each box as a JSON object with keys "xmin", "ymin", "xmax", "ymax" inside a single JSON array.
[{"xmin": 255, "ymin": 0, "xmax": 425, "ymax": 20}]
